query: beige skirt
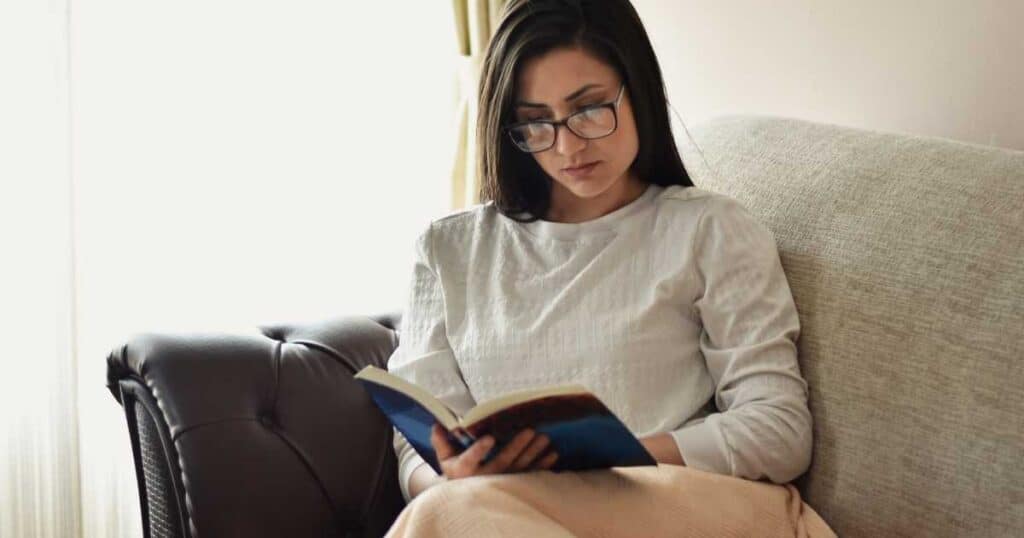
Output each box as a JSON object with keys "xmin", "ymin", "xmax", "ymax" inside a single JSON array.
[{"xmin": 385, "ymin": 464, "xmax": 835, "ymax": 538}]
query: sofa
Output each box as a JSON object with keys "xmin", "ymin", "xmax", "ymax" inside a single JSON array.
[{"xmin": 106, "ymin": 114, "xmax": 1024, "ymax": 537}]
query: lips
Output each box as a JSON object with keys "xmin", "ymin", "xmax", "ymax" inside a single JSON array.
[{"xmin": 563, "ymin": 161, "xmax": 599, "ymax": 172}]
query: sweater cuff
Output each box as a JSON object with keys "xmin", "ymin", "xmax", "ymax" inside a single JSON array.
[
  {"xmin": 398, "ymin": 454, "xmax": 428, "ymax": 504},
  {"xmin": 670, "ymin": 418, "xmax": 732, "ymax": 476}
]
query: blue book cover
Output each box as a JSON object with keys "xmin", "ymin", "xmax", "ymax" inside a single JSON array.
[{"xmin": 354, "ymin": 365, "xmax": 657, "ymax": 475}]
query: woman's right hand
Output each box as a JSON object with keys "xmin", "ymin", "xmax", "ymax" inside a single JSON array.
[{"xmin": 430, "ymin": 423, "xmax": 558, "ymax": 480}]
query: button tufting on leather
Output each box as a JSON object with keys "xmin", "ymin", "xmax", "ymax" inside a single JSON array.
[{"xmin": 258, "ymin": 413, "xmax": 276, "ymax": 428}]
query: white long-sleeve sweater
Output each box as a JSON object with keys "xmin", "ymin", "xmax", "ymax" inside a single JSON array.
[{"xmin": 386, "ymin": 183, "xmax": 813, "ymax": 503}]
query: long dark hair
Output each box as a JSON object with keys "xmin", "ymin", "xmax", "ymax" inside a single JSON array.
[{"xmin": 478, "ymin": 0, "xmax": 694, "ymax": 221}]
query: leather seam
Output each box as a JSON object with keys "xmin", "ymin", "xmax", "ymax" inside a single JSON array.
[{"xmin": 171, "ymin": 417, "xmax": 263, "ymax": 443}]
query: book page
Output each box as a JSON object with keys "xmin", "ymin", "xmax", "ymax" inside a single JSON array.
[
  {"xmin": 354, "ymin": 365, "xmax": 460, "ymax": 430},
  {"xmin": 460, "ymin": 384, "xmax": 590, "ymax": 427}
]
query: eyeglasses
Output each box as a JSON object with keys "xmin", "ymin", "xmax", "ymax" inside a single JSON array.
[{"xmin": 505, "ymin": 84, "xmax": 626, "ymax": 153}]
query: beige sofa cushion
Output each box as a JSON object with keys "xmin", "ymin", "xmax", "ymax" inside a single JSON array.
[{"xmin": 683, "ymin": 115, "xmax": 1023, "ymax": 537}]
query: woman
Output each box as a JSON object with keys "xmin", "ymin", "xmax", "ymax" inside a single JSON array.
[{"xmin": 385, "ymin": 0, "xmax": 834, "ymax": 535}]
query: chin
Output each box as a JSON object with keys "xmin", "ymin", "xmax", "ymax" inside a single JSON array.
[{"xmin": 561, "ymin": 177, "xmax": 617, "ymax": 198}]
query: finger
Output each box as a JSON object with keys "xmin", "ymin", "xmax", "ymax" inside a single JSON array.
[
  {"xmin": 480, "ymin": 429, "xmax": 536, "ymax": 474},
  {"xmin": 511, "ymin": 433, "xmax": 550, "ymax": 471},
  {"xmin": 536, "ymin": 450, "xmax": 559, "ymax": 470},
  {"xmin": 455, "ymin": 435, "xmax": 495, "ymax": 475},
  {"xmin": 431, "ymin": 424, "xmax": 456, "ymax": 462}
]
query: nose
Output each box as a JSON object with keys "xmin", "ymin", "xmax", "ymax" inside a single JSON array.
[{"xmin": 553, "ymin": 123, "xmax": 586, "ymax": 156}]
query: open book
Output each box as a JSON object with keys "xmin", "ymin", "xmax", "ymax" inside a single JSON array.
[{"xmin": 354, "ymin": 365, "xmax": 657, "ymax": 475}]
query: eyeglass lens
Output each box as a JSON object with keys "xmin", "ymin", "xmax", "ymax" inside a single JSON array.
[{"xmin": 510, "ymin": 107, "xmax": 617, "ymax": 152}]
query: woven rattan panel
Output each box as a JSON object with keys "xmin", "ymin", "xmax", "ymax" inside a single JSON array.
[{"xmin": 136, "ymin": 403, "xmax": 184, "ymax": 538}]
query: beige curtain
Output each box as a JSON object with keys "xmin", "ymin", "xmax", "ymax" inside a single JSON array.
[{"xmin": 450, "ymin": 0, "xmax": 507, "ymax": 209}]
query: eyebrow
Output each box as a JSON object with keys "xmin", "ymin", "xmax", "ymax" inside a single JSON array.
[{"xmin": 515, "ymin": 83, "xmax": 604, "ymax": 108}]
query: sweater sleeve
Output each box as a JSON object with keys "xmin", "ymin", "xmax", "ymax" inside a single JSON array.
[
  {"xmin": 386, "ymin": 223, "xmax": 477, "ymax": 503},
  {"xmin": 669, "ymin": 196, "xmax": 813, "ymax": 484}
]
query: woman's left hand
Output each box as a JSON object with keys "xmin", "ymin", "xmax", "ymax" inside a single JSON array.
[{"xmin": 640, "ymin": 433, "xmax": 686, "ymax": 466}]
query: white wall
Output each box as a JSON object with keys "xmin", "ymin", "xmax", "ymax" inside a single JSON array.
[{"xmin": 632, "ymin": 0, "xmax": 1024, "ymax": 151}]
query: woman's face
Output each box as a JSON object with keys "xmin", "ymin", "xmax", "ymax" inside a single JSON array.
[{"xmin": 514, "ymin": 46, "xmax": 642, "ymax": 218}]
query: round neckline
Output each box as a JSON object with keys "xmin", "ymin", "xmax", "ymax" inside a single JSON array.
[{"xmin": 512, "ymin": 183, "xmax": 664, "ymax": 241}]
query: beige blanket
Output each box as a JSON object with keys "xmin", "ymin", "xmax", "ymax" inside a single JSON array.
[{"xmin": 386, "ymin": 464, "xmax": 835, "ymax": 537}]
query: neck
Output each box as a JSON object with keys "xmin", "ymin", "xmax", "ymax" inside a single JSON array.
[{"xmin": 546, "ymin": 173, "xmax": 647, "ymax": 223}]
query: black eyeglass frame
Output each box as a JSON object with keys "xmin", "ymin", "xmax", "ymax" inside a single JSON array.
[{"xmin": 504, "ymin": 84, "xmax": 626, "ymax": 153}]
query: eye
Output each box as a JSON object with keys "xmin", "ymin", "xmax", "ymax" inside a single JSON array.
[
  {"xmin": 517, "ymin": 102, "xmax": 601, "ymax": 123},
  {"xmin": 515, "ymin": 112, "xmax": 546, "ymax": 123}
]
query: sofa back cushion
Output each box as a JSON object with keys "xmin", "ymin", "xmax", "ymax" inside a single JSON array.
[{"xmin": 684, "ymin": 115, "xmax": 1023, "ymax": 536}]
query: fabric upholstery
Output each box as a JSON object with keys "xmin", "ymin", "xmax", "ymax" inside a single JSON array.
[{"xmin": 681, "ymin": 114, "xmax": 1024, "ymax": 536}]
